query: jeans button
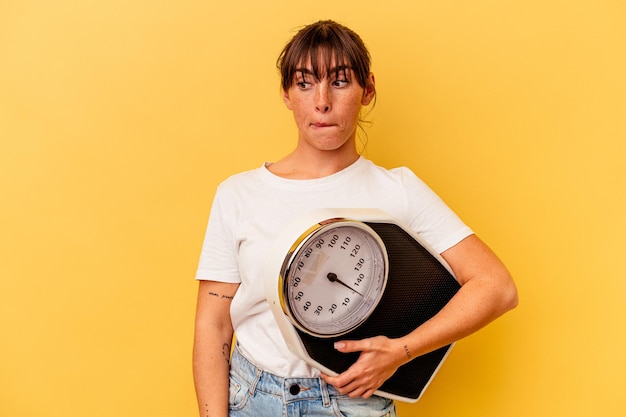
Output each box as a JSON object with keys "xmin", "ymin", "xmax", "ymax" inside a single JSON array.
[{"xmin": 289, "ymin": 383, "xmax": 300, "ymax": 395}]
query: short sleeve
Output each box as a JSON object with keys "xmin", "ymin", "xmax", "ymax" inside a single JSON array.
[
  {"xmin": 195, "ymin": 184, "xmax": 241, "ymax": 283},
  {"xmin": 397, "ymin": 167, "xmax": 474, "ymax": 253}
]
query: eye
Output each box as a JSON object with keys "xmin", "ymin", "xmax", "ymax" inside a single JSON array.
[
  {"xmin": 294, "ymin": 70, "xmax": 315, "ymax": 90},
  {"xmin": 331, "ymin": 79, "xmax": 349, "ymax": 88}
]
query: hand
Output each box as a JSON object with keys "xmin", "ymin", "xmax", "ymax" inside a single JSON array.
[{"xmin": 321, "ymin": 336, "xmax": 406, "ymax": 398}]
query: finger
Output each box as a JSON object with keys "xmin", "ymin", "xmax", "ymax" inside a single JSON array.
[
  {"xmin": 325, "ymin": 369, "xmax": 379, "ymax": 395},
  {"xmin": 337, "ymin": 380, "xmax": 366, "ymax": 397},
  {"xmin": 323, "ymin": 370, "xmax": 361, "ymax": 393},
  {"xmin": 334, "ymin": 339, "xmax": 367, "ymax": 353},
  {"xmin": 322, "ymin": 371, "xmax": 352, "ymax": 389},
  {"xmin": 361, "ymin": 388, "xmax": 377, "ymax": 399},
  {"xmin": 345, "ymin": 382, "xmax": 374, "ymax": 398}
]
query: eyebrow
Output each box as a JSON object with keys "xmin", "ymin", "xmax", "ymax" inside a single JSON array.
[{"xmin": 294, "ymin": 65, "xmax": 351, "ymax": 78}]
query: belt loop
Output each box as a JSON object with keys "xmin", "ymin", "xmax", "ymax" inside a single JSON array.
[
  {"xmin": 248, "ymin": 367, "xmax": 262, "ymax": 397},
  {"xmin": 320, "ymin": 378, "xmax": 331, "ymax": 407}
]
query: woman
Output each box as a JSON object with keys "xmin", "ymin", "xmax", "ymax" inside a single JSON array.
[{"xmin": 193, "ymin": 20, "xmax": 518, "ymax": 417}]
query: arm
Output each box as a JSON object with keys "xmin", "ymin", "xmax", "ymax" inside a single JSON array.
[
  {"xmin": 322, "ymin": 234, "xmax": 518, "ymax": 398},
  {"xmin": 193, "ymin": 280, "xmax": 239, "ymax": 417}
]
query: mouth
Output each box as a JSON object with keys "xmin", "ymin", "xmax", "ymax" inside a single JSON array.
[{"xmin": 311, "ymin": 122, "xmax": 334, "ymax": 128}]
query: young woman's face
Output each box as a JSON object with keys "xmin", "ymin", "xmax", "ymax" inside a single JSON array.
[{"xmin": 282, "ymin": 58, "xmax": 375, "ymax": 154}]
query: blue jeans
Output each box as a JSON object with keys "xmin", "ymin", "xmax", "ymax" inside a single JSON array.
[{"xmin": 229, "ymin": 345, "xmax": 397, "ymax": 417}]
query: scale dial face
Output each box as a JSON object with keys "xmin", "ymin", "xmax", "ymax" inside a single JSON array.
[{"xmin": 280, "ymin": 219, "xmax": 388, "ymax": 338}]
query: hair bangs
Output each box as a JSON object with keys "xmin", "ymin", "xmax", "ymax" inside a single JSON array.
[{"xmin": 278, "ymin": 20, "xmax": 371, "ymax": 91}]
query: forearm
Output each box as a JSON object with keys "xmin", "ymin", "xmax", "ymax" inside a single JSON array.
[
  {"xmin": 400, "ymin": 235, "xmax": 518, "ymax": 363},
  {"xmin": 192, "ymin": 280, "xmax": 239, "ymax": 417},
  {"xmin": 398, "ymin": 275, "xmax": 517, "ymax": 362},
  {"xmin": 193, "ymin": 326, "xmax": 233, "ymax": 417}
]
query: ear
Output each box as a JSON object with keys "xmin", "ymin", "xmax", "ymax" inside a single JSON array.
[
  {"xmin": 361, "ymin": 73, "xmax": 376, "ymax": 106},
  {"xmin": 282, "ymin": 88, "xmax": 293, "ymax": 110}
]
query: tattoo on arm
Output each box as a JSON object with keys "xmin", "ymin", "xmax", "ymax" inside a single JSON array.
[
  {"xmin": 222, "ymin": 343, "xmax": 231, "ymax": 365},
  {"xmin": 403, "ymin": 344, "xmax": 411, "ymax": 359},
  {"xmin": 208, "ymin": 291, "xmax": 234, "ymax": 300}
]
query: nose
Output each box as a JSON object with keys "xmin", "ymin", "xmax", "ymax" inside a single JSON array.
[{"xmin": 315, "ymin": 84, "xmax": 331, "ymax": 113}]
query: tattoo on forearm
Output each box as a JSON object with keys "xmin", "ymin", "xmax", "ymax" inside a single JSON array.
[
  {"xmin": 222, "ymin": 343, "xmax": 231, "ymax": 365},
  {"xmin": 404, "ymin": 344, "xmax": 411, "ymax": 359}
]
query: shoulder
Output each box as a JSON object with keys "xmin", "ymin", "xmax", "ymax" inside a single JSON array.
[
  {"xmin": 359, "ymin": 157, "xmax": 414, "ymax": 176},
  {"xmin": 359, "ymin": 159, "xmax": 430, "ymax": 191},
  {"xmin": 215, "ymin": 165, "xmax": 267, "ymax": 194}
]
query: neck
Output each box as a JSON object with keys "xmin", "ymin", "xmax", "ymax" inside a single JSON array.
[{"xmin": 267, "ymin": 146, "xmax": 360, "ymax": 180}]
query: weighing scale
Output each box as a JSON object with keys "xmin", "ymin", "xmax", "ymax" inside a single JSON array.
[{"xmin": 265, "ymin": 208, "xmax": 460, "ymax": 402}]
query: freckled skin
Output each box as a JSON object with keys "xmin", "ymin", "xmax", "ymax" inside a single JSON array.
[{"xmin": 273, "ymin": 61, "xmax": 376, "ymax": 178}]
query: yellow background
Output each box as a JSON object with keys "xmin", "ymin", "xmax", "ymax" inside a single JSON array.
[{"xmin": 1, "ymin": 1, "xmax": 624, "ymax": 416}]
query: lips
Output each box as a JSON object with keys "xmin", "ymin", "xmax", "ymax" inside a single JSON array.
[{"xmin": 312, "ymin": 122, "xmax": 333, "ymax": 128}]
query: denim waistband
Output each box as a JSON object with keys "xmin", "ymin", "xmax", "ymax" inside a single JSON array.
[{"xmin": 230, "ymin": 344, "xmax": 342, "ymax": 405}]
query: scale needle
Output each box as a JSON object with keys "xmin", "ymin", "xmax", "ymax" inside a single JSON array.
[{"xmin": 326, "ymin": 272, "xmax": 364, "ymax": 297}]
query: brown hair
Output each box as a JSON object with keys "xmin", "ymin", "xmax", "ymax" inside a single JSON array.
[{"xmin": 277, "ymin": 20, "xmax": 372, "ymax": 91}]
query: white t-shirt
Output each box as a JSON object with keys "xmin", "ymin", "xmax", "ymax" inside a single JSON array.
[{"xmin": 195, "ymin": 157, "xmax": 473, "ymax": 377}]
